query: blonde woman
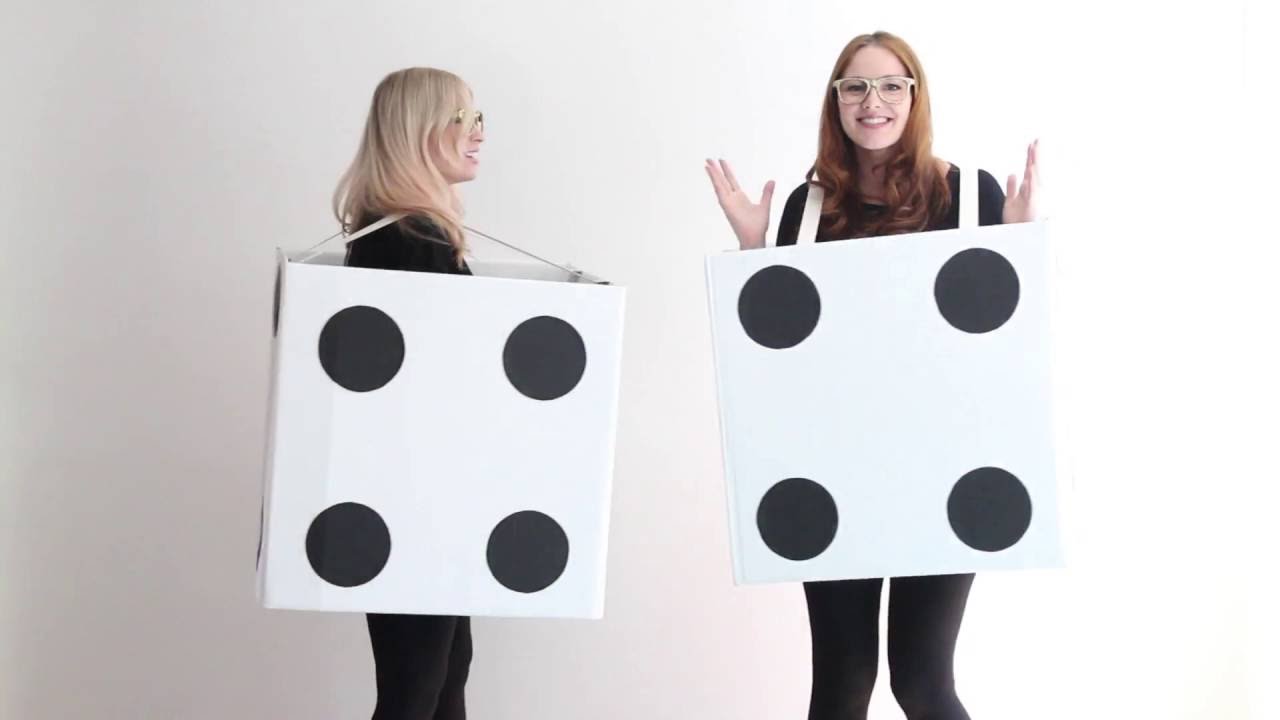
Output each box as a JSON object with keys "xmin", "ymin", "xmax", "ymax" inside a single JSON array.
[{"xmin": 333, "ymin": 67, "xmax": 485, "ymax": 720}]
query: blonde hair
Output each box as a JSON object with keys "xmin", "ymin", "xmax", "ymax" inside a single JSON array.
[{"xmin": 333, "ymin": 67, "xmax": 471, "ymax": 263}]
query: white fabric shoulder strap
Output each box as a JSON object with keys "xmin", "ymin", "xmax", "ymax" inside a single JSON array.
[
  {"xmin": 296, "ymin": 212, "xmax": 591, "ymax": 280},
  {"xmin": 797, "ymin": 182, "xmax": 823, "ymax": 245},
  {"xmin": 797, "ymin": 164, "xmax": 979, "ymax": 243},
  {"xmin": 345, "ymin": 213, "xmax": 405, "ymax": 242},
  {"xmin": 295, "ymin": 213, "xmax": 406, "ymax": 263}
]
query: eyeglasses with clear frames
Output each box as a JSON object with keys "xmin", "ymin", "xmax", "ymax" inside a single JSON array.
[
  {"xmin": 832, "ymin": 76, "xmax": 916, "ymax": 105},
  {"xmin": 453, "ymin": 108, "xmax": 484, "ymax": 134}
]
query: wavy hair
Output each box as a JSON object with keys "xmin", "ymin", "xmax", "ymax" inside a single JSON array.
[{"xmin": 809, "ymin": 31, "xmax": 952, "ymax": 237}]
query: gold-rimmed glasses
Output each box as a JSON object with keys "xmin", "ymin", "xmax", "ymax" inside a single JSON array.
[{"xmin": 453, "ymin": 108, "xmax": 484, "ymax": 134}]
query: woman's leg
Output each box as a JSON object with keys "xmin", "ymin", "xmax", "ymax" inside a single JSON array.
[
  {"xmin": 366, "ymin": 613, "xmax": 461, "ymax": 720},
  {"xmin": 803, "ymin": 578, "xmax": 884, "ymax": 720},
  {"xmin": 433, "ymin": 616, "xmax": 473, "ymax": 720},
  {"xmin": 886, "ymin": 573, "xmax": 975, "ymax": 720}
]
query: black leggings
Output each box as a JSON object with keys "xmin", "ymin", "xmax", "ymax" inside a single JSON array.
[
  {"xmin": 366, "ymin": 613, "xmax": 473, "ymax": 720},
  {"xmin": 804, "ymin": 574, "xmax": 974, "ymax": 720}
]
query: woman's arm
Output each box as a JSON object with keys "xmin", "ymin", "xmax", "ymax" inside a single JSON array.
[{"xmin": 978, "ymin": 169, "xmax": 1007, "ymax": 227}]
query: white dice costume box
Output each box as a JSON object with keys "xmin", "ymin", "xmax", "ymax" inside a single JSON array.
[
  {"xmin": 258, "ymin": 223, "xmax": 625, "ymax": 618},
  {"xmin": 706, "ymin": 170, "xmax": 1065, "ymax": 584}
]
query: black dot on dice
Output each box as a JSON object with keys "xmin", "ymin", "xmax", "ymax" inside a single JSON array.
[
  {"xmin": 947, "ymin": 467, "xmax": 1032, "ymax": 552},
  {"xmin": 487, "ymin": 511, "xmax": 570, "ymax": 593},
  {"xmin": 503, "ymin": 316, "xmax": 586, "ymax": 400},
  {"xmin": 934, "ymin": 248, "xmax": 1020, "ymax": 333},
  {"xmin": 738, "ymin": 265, "xmax": 821, "ymax": 349},
  {"xmin": 317, "ymin": 305, "xmax": 405, "ymax": 392},
  {"xmin": 757, "ymin": 478, "xmax": 838, "ymax": 561},
  {"xmin": 306, "ymin": 502, "xmax": 391, "ymax": 588}
]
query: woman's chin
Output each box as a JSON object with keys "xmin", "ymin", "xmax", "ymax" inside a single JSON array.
[{"xmin": 853, "ymin": 136, "xmax": 900, "ymax": 152}]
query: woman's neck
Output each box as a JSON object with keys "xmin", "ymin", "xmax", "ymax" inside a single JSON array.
[{"xmin": 853, "ymin": 145, "xmax": 894, "ymax": 200}]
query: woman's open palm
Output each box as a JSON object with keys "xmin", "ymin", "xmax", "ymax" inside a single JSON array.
[{"xmin": 706, "ymin": 158, "xmax": 774, "ymax": 250}]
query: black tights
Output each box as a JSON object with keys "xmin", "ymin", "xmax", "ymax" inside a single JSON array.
[
  {"xmin": 366, "ymin": 614, "xmax": 472, "ymax": 720},
  {"xmin": 804, "ymin": 574, "xmax": 974, "ymax": 720}
]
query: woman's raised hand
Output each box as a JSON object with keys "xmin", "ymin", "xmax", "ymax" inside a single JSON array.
[
  {"xmin": 1003, "ymin": 139, "xmax": 1041, "ymax": 224},
  {"xmin": 706, "ymin": 158, "xmax": 774, "ymax": 250}
]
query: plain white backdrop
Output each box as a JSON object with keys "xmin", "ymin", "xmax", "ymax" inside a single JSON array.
[
  {"xmin": 2, "ymin": 0, "xmax": 1275, "ymax": 718},
  {"xmin": 1242, "ymin": 0, "xmax": 1279, "ymax": 716}
]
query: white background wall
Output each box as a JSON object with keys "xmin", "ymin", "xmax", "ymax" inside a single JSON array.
[
  {"xmin": 2, "ymin": 0, "xmax": 1275, "ymax": 718},
  {"xmin": 1242, "ymin": 0, "xmax": 1279, "ymax": 717}
]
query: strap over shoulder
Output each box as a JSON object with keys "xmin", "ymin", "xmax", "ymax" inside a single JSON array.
[{"xmin": 797, "ymin": 182, "xmax": 823, "ymax": 245}]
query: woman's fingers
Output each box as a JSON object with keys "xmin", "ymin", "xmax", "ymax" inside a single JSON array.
[
  {"xmin": 1030, "ymin": 139, "xmax": 1041, "ymax": 194},
  {"xmin": 1007, "ymin": 173, "xmax": 1018, "ymax": 200},
  {"xmin": 1022, "ymin": 140, "xmax": 1037, "ymax": 199},
  {"xmin": 707, "ymin": 159, "xmax": 772, "ymax": 221},
  {"xmin": 706, "ymin": 159, "xmax": 734, "ymax": 199},
  {"xmin": 705, "ymin": 163, "xmax": 727, "ymax": 202},
  {"xmin": 719, "ymin": 159, "xmax": 742, "ymax": 193}
]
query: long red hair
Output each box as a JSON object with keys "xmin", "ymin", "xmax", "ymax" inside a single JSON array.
[{"xmin": 809, "ymin": 31, "xmax": 951, "ymax": 237}]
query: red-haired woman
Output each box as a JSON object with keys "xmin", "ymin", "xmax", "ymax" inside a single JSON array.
[{"xmin": 706, "ymin": 31, "xmax": 1040, "ymax": 720}]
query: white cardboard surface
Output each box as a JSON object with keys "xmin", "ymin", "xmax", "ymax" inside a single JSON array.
[
  {"xmin": 706, "ymin": 221, "xmax": 1065, "ymax": 584},
  {"xmin": 259, "ymin": 253, "xmax": 625, "ymax": 617}
]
